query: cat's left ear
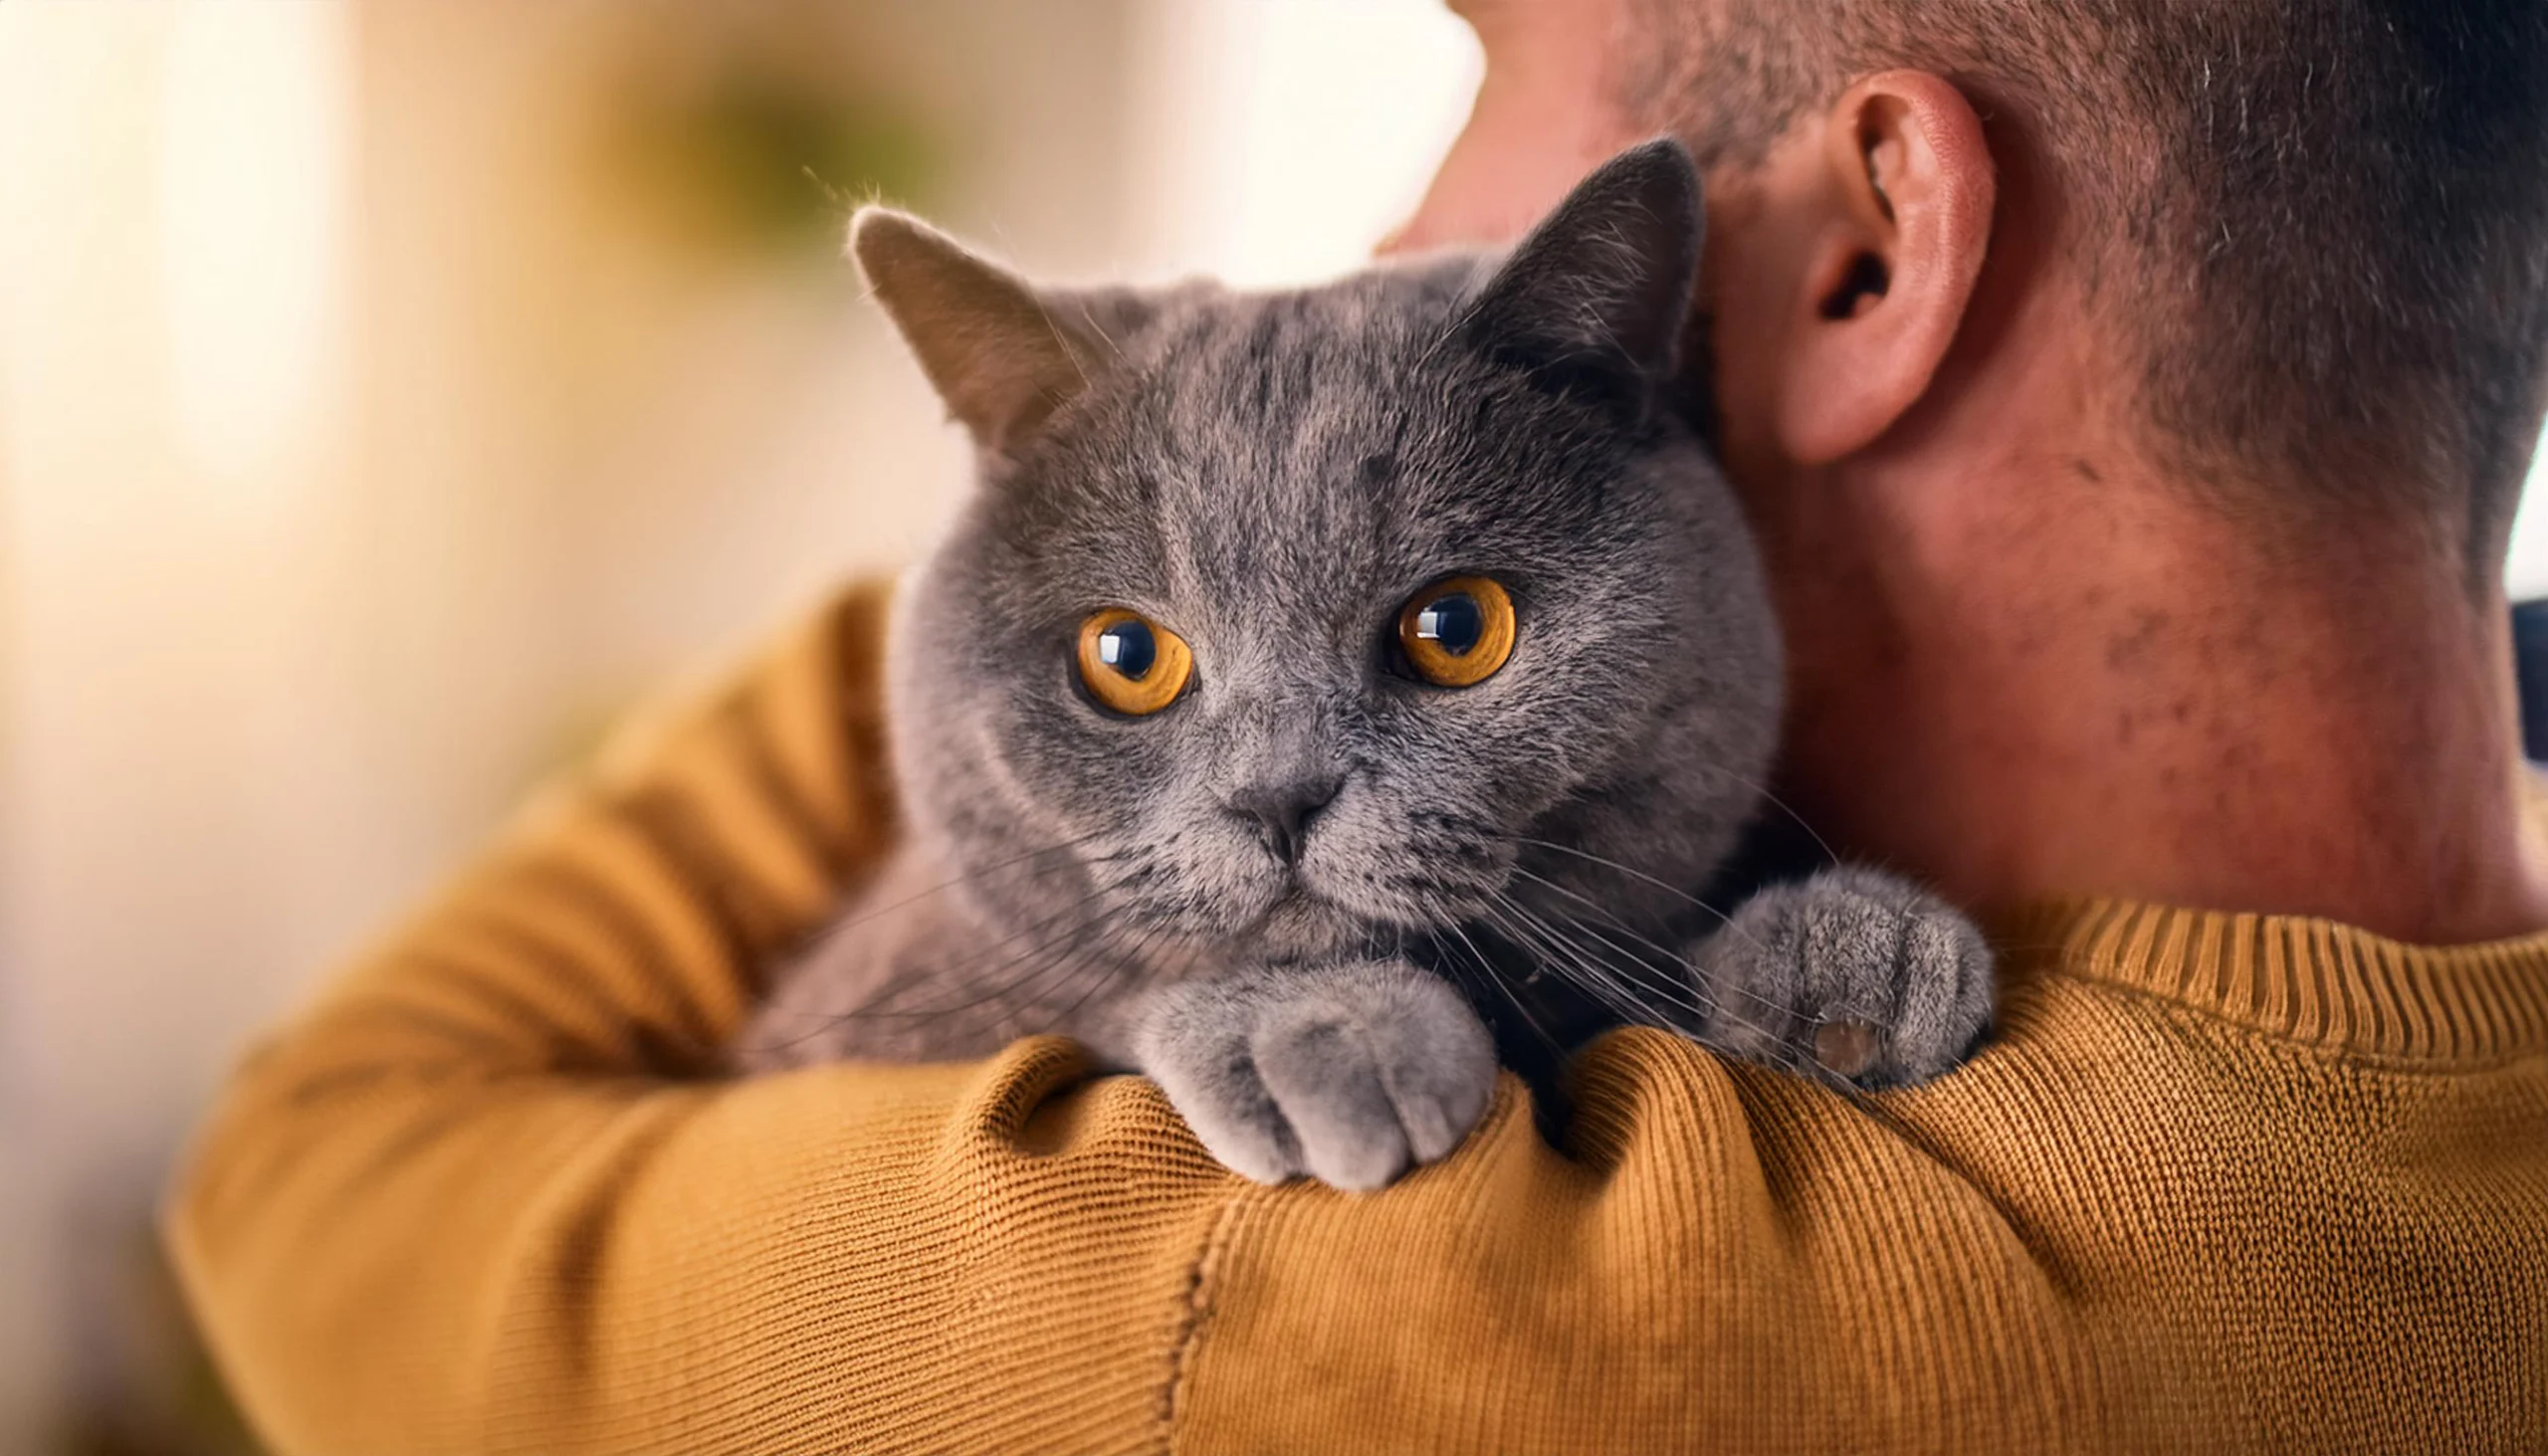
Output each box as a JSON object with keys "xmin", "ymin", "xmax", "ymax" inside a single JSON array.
[
  {"xmin": 1458, "ymin": 138, "xmax": 1703, "ymax": 421},
  {"xmin": 851, "ymin": 208, "xmax": 1130, "ymax": 458}
]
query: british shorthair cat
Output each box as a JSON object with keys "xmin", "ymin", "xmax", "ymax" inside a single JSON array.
[{"xmin": 737, "ymin": 140, "xmax": 1993, "ymax": 1190}]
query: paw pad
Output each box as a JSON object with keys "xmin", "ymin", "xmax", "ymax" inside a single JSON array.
[{"xmin": 1812, "ymin": 1020, "xmax": 1882, "ymax": 1080}]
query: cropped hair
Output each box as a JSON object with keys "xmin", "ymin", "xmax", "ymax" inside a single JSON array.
[{"xmin": 1620, "ymin": 0, "xmax": 2548, "ymax": 565}]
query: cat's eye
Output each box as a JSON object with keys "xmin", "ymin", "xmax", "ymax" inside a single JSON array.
[
  {"xmin": 1395, "ymin": 575, "xmax": 1516, "ymax": 688},
  {"xmin": 1076, "ymin": 608, "xmax": 1194, "ymax": 716}
]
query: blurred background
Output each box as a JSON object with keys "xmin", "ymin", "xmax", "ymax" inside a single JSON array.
[
  {"xmin": 8, "ymin": 4, "xmax": 2548, "ymax": 1452},
  {"xmin": 0, "ymin": 2, "xmax": 1478, "ymax": 1449}
]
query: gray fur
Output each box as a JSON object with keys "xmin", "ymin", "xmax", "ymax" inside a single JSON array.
[
  {"xmin": 1689, "ymin": 868, "xmax": 1996, "ymax": 1089},
  {"xmin": 1133, "ymin": 959, "xmax": 1495, "ymax": 1192},
  {"xmin": 738, "ymin": 141, "xmax": 1994, "ymax": 1187}
]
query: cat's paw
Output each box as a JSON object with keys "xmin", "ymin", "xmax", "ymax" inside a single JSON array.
[
  {"xmin": 1130, "ymin": 959, "xmax": 1496, "ymax": 1193},
  {"xmin": 1690, "ymin": 868, "xmax": 1994, "ymax": 1089}
]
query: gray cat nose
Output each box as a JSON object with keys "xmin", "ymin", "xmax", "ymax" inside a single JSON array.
[{"xmin": 1229, "ymin": 778, "xmax": 1341, "ymax": 865}]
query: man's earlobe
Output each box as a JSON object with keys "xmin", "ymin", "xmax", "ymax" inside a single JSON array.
[
  {"xmin": 1774, "ymin": 73, "xmax": 1995, "ymax": 464},
  {"xmin": 850, "ymin": 209, "xmax": 1108, "ymax": 458}
]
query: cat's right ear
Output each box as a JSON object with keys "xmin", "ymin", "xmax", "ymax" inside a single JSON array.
[
  {"xmin": 1457, "ymin": 138, "xmax": 1704, "ymax": 423},
  {"xmin": 850, "ymin": 209, "xmax": 1109, "ymax": 458}
]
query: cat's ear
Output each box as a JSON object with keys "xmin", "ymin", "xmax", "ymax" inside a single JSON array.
[
  {"xmin": 1458, "ymin": 138, "xmax": 1703, "ymax": 418},
  {"xmin": 851, "ymin": 208, "xmax": 1116, "ymax": 456}
]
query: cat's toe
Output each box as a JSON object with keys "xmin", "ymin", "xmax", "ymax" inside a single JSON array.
[
  {"xmin": 1134, "ymin": 958, "xmax": 1494, "ymax": 1192},
  {"xmin": 1252, "ymin": 1023, "xmax": 1413, "ymax": 1192},
  {"xmin": 1250, "ymin": 960, "xmax": 1497, "ymax": 1192},
  {"xmin": 1868, "ymin": 904, "xmax": 1995, "ymax": 1086},
  {"xmin": 1249, "ymin": 962, "xmax": 1496, "ymax": 1192},
  {"xmin": 1795, "ymin": 870, "xmax": 1995, "ymax": 1088},
  {"xmin": 1176, "ymin": 1091, "xmax": 1307, "ymax": 1187},
  {"xmin": 1131, "ymin": 987, "xmax": 1307, "ymax": 1184},
  {"xmin": 1693, "ymin": 868, "xmax": 1996, "ymax": 1090}
]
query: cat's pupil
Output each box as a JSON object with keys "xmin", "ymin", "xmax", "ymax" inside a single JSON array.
[
  {"xmin": 1415, "ymin": 593, "xmax": 1485, "ymax": 657},
  {"xmin": 1098, "ymin": 621, "xmax": 1158, "ymax": 680}
]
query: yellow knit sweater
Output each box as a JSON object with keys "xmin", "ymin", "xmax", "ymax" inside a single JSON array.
[{"xmin": 166, "ymin": 581, "xmax": 2548, "ymax": 1455}]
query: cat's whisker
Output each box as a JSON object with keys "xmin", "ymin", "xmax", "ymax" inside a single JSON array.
[
  {"xmin": 754, "ymin": 932, "xmax": 1085, "ymax": 1054},
  {"xmin": 908, "ymin": 912, "xmax": 1151, "ymax": 1029},
  {"xmin": 1462, "ymin": 931, "xmax": 1571, "ymax": 1062},
  {"xmin": 1686, "ymin": 761, "xmax": 1842, "ymax": 869},
  {"xmin": 1488, "ymin": 880, "xmax": 1670, "ymax": 987},
  {"xmin": 1478, "ymin": 901, "xmax": 1666, "ymax": 1035},
  {"xmin": 856, "ymin": 908, "xmax": 1170, "ymax": 1053},
  {"xmin": 1503, "ymin": 836, "xmax": 1734, "ymax": 918},
  {"xmin": 1483, "ymin": 894, "xmax": 1693, "ymax": 1028},
  {"xmin": 784, "ymin": 831, "xmax": 1108, "ymax": 963},
  {"xmin": 1476, "ymin": 896, "xmax": 1632, "ymax": 1011},
  {"xmin": 1497, "ymin": 866, "xmax": 1827, "ymax": 1026},
  {"xmin": 1483, "ymin": 889, "xmax": 1822, "ymax": 1050},
  {"xmin": 1044, "ymin": 917, "xmax": 1169, "ymax": 1033},
  {"xmin": 1502, "ymin": 835, "xmax": 1771, "ymax": 955},
  {"xmin": 838, "ymin": 880, "xmax": 1118, "ymax": 1020},
  {"xmin": 794, "ymin": 889, "xmax": 1152, "ymax": 1043},
  {"xmin": 1504, "ymin": 865, "xmax": 1695, "ymax": 968}
]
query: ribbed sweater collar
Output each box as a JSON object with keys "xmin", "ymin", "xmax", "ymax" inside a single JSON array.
[{"xmin": 1992, "ymin": 900, "xmax": 2548, "ymax": 1062}]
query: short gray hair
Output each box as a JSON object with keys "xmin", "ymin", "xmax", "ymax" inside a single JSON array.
[{"xmin": 1619, "ymin": 0, "xmax": 2548, "ymax": 568}]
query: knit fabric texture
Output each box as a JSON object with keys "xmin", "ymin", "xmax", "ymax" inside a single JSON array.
[{"xmin": 165, "ymin": 580, "xmax": 2548, "ymax": 1454}]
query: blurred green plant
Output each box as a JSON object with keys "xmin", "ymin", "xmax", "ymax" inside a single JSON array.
[{"xmin": 620, "ymin": 66, "xmax": 939, "ymax": 262}]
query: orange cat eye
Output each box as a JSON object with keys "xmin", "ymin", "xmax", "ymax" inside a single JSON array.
[
  {"xmin": 1076, "ymin": 608, "xmax": 1195, "ymax": 716},
  {"xmin": 1396, "ymin": 575, "xmax": 1516, "ymax": 688}
]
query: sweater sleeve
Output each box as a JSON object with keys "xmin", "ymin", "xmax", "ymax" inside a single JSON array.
[
  {"xmin": 162, "ymin": 581, "xmax": 1237, "ymax": 1455},
  {"xmin": 154, "ymin": 579, "xmax": 2164, "ymax": 1456},
  {"xmin": 171, "ymin": 579, "xmax": 2536, "ymax": 1455}
]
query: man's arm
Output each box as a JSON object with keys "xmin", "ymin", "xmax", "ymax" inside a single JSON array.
[
  {"xmin": 162, "ymin": 582, "xmax": 1239, "ymax": 1454},
  {"xmin": 174, "ymin": 579, "xmax": 2509, "ymax": 1455}
]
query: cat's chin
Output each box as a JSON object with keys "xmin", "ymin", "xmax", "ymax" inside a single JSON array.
[{"xmin": 1228, "ymin": 891, "xmax": 1382, "ymax": 965}]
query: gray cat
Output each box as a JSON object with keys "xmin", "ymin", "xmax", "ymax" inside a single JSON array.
[{"xmin": 738, "ymin": 140, "xmax": 1992, "ymax": 1191}]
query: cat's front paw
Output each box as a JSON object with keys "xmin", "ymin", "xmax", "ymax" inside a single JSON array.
[
  {"xmin": 1130, "ymin": 959, "xmax": 1496, "ymax": 1193},
  {"xmin": 1691, "ymin": 868, "xmax": 1994, "ymax": 1089}
]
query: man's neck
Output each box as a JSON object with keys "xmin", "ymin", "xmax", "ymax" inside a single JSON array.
[{"xmin": 1767, "ymin": 459, "xmax": 2548, "ymax": 946}]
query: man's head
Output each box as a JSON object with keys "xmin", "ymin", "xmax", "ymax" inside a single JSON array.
[
  {"xmin": 1626, "ymin": 0, "xmax": 2548, "ymax": 564},
  {"xmin": 1394, "ymin": 0, "xmax": 2548, "ymax": 937},
  {"xmin": 1408, "ymin": 0, "xmax": 2548, "ymax": 564}
]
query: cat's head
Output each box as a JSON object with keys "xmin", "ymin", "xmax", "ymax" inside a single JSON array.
[{"xmin": 860, "ymin": 140, "xmax": 1781, "ymax": 975}]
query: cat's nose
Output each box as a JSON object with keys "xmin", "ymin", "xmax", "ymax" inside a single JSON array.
[{"xmin": 1229, "ymin": 778, "xmax": 1341, "ymax": 866}]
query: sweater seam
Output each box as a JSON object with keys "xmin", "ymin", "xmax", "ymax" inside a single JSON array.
[{"xmin": 1161, "ymin": 1184, "xmax": 1249, "ymax": 1454}]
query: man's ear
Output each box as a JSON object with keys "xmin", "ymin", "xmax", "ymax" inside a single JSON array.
[
  {"xmin": 850, "ymin": 208, "xmax": 1115, "ymax": 457},
  {"xmin": 1459, "ymin": 137, "xmax": 1703, "ymax": 420},
  {"xmin": 1774, "ymin": 71, "xmax": 1995, "ymax": 463}
]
